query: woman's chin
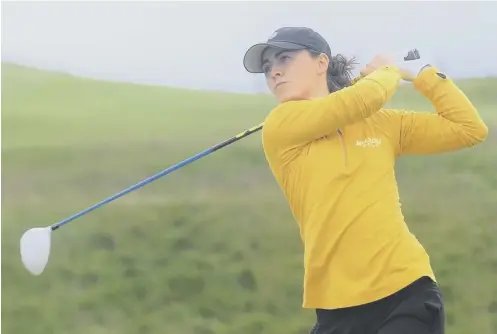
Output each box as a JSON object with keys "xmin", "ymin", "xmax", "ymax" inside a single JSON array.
[{"xmin": 274, "ymin": 89, "xmax": 306, "ymax": 104}]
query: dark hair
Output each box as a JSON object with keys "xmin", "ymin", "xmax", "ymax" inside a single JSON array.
[
  {"xmin": 326, "ymin": 54, "xmax": 358, "ymax": 93},
  {"xmin": 309, "ymin": 50, "xmax": 358, "ymax": 93}
]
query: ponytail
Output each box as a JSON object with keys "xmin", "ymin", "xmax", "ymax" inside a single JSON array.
[{"xmin": 326, "ymin": 54, "xmax": 357, "ymax": 93}]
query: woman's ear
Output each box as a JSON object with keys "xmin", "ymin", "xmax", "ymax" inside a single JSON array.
[{"xmin": 317, "ymin": 53, "xmax": 329, "ymax": 75}]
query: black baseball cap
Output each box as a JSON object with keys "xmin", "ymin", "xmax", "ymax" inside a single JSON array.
[{"xmin": 243, "ymin": 27, "xmax": 332, "ymax": 74}]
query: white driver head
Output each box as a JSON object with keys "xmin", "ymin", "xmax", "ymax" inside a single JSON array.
[{"xmin": 20, "ymin": 227, "xmax": 52, "ymax": 275}]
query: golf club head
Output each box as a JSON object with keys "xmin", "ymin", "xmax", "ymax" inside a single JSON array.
[{"xmin": 20, "ymin": 227, "xmax": 52, "ymax": 275}]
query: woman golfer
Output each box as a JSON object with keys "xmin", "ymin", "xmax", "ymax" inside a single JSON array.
[{"xmin": 242, "ymin": 27, "xmax": 488, "ymax": 334}]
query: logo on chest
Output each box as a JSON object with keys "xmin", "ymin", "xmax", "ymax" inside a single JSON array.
[{"xmin": 355, "ymin": 137, "xmax": 382, "ymax": 148}]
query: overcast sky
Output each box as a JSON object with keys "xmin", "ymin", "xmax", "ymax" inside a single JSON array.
[{"xmin": 2, "ymin": 1, "xmax": 497, "ymax": 93}]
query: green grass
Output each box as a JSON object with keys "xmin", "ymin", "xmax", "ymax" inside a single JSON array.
[{"xmin": 2, "ymin": 62, "xmax": 497, "ymax": 334}]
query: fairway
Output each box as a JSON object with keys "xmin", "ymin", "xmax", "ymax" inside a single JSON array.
[{"xmin": 2, "ymin": 63, "xmax": 496, "ymax": 334}]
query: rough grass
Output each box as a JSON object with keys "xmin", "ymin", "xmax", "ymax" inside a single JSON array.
[{"xmin": 2, "ymin": 63, "xmax": 496, "ymax": 334}]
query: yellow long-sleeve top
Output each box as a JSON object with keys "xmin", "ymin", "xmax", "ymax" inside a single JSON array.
[{"xmin": 262, "ymin": 66, "xmax": 488, "ymax": 310}]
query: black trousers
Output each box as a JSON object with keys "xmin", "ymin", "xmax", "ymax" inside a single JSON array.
[{"xmin": 310, "ymin": 276, "xmax": 445, "ymax": 334}]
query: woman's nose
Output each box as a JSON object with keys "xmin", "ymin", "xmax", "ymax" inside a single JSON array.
[{"xmin": 271, "ymin": 67, "xmax": 283, "ymax": 80}]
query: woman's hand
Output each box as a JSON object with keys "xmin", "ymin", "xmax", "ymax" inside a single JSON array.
[
  {"xmin": 360, "ymin": 54, "xmax": 396, "ymax": 76},
  {"xmin": 360, "ymin": 52, "xmax": 434, "ymax": 81}
]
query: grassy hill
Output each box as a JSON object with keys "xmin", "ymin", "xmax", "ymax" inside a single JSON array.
[{"xmin": 2, "ymin": 62, "xmax": 496, "ymax": 334}]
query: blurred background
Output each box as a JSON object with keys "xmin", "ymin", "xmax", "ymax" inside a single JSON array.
[
  {"xmin": 3, "ymin": 1, "xmax": 497, "ymax": 92},
  {"xmin": 2, "ymin": 2, "xmax": 496, "ymax": 334}
]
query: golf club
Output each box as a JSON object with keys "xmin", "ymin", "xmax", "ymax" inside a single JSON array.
[
  {"xmin": 19, "ymin": 49, "xmax": 421, "ymax": 276},
  {"xmin": 19, "ymin": 122, "xmax": 263, "ymax": 275}
]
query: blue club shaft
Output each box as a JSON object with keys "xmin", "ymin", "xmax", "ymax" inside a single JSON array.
[{"xmin": 51, "ymin": 123, "xmax": 264, "ymax": 231}]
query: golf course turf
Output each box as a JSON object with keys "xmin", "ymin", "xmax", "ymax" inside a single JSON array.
[{"xmin": 2, "ymin": 63, "xmax": 496, "ymax": 334}]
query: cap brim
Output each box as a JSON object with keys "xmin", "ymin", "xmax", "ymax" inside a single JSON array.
[{"xmin": 243, "ymin": 41, "xmax": 307, "ymax": 73}]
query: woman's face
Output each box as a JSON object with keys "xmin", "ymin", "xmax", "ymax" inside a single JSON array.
[{"xmin": 261, "ymin": 47, "xmax": 328, "ymax": 103}]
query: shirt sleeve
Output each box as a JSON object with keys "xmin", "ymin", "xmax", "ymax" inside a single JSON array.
[
  {"xmin": 262, "ymin": 66, "xmax": 402, "ymax": 152},
  {"xmin": 379, "ymin": 67, "xmax": 489, "ymax": 156}
]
